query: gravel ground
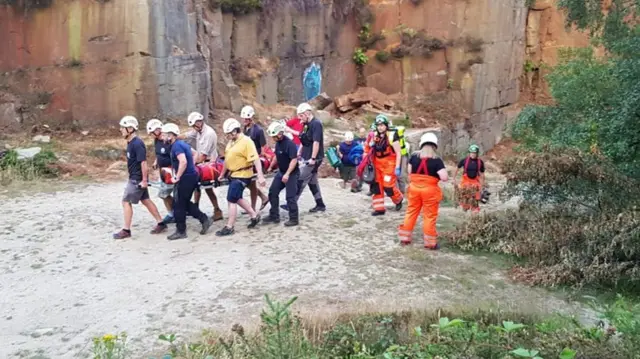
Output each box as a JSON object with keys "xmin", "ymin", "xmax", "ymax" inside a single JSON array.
[{"xmin": 0, "ymin": 178, "xmax": 589, "ymax": 358}]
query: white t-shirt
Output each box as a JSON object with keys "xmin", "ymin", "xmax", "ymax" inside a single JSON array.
[{"xmin": 195, "ymin": 124, "xmax": 218, "ymax": 160}]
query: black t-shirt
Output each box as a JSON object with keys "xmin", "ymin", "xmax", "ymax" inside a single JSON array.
[
  {"xmin": 126, "ymin": 136, "xmax": 147, "ymax": 181},
  {"xmin": 457, "ymin": 157, "xmax": 485, "ymax": 179},
  {"xmin": 300, "ymin": 118, "xmax": 324, "ymax": 161},
  {"xmin": 154, "ymin": 138, "xmax": 172, "ymax": 169},
  {"xmin": 275, "ymin": 136, "xmax": 299, "ymax": 174},
  {"xmin": 244, "ymin": 124, "xmax": 266, "ymax": 155},
  {"xmin": 409, "ymin": 154, "xmax": 446, "ymax": 179}
]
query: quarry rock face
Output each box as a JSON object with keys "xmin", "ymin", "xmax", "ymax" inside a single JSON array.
[{"xmin": 0, "ymin": 0, "xmax": 591, "ymax": 153}]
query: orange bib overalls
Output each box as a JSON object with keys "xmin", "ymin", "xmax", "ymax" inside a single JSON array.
[{"xmin": 371, "ymin": 135, "xmax": 403, "ymax": 213}]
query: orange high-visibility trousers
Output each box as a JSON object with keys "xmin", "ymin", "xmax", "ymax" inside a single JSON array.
[
  {"xmin": 398, "ymin": 175, "xmax": 442, "ymax": 248},
  {"xmin": 459, "ymin": 174, "xmax": 481, "ymax": 212},
  {"xmin": 371, "ymin": 155, "xmax": 403, "ymax": 213}
]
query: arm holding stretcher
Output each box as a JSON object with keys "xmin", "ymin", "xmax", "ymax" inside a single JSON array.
[{"xmin": 174, "ymin": 153, "xmax": 188, "ymax": 183}]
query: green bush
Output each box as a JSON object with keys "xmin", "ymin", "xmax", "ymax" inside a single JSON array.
[
  {"xmin": 375, "ymin": 50, "xmax": 390, "ymax": 63},
  {"xmin": 145, "ymin": 294, "xmax": 640, "ymax": 358},
  {"xmin": 209, "ymin": 0, "xmax": 262, "ymax": 14},
  {"xmin": 0, "ymin": 149, "xmax": 58, "ymax": 180}
]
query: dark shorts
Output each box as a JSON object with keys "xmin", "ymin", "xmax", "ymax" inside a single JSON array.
[
  {"xmin": 227, "ymin": 177, "xmax": 251, "ymax": 204},
  {"xmin": 122, "ymin": 179, "xmax": 150, "ymax": 204},
  {"xmin": 339, "ymin": 165, "xmax": 356, "ymax": 181}
]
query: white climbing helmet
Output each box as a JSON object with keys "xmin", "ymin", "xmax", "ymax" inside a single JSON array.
[
  {"xmin": 223, "ymin": 118, "xmax": 241, "ymax": 134},
  {"xmin": 146, "ymin": 119, "xmax": 163, "ymax": 134},
  {"xmin": 296, "ymin": 102, "xmax": 313, "ymax": 115},
  {"xmin": 187, "ymin": 111, "xmax": 204, "ymax": 126},
  {"xmin": 267, "ymin": 121, "xmax": 286, "ymax": 137},
  {"xmin": 344, "ymin": 131, "xmax": 354, "ymax": 141},
  {"xmin": 161, "ymin": 123, "xmax": 180, "ymax": 136},
  {"xmin": 119, "ymin": 115, "xmax": 139, "ymax": 130},
  {"xmin": 419, "ymin": 132, "xmax": 438, "ymax": 149},
  {"xmin": 240, "ymin": 105, "xmax": 255, "ymax": 119}
]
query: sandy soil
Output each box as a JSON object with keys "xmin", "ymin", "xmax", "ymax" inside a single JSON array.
[{"xmin": 0, "ymin": 177, "xmax": 589, "ymax": 358}]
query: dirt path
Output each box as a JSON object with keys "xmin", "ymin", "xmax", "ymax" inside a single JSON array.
[{"xmin": 0, "ymin": 178, "xmax": 588, "ymax": 358}]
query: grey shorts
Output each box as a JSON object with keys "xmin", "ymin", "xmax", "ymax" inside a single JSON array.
[
  {"xmin": 339, "ymin": 165, "xmax": 356, "ymax": 181},
  {"xmin": 157, "ymin": 181, "xmax": 174, "ymax": 199},
  {"xmin": 122, "ymin": 179, "xmax": 150, "ymax": 204}
]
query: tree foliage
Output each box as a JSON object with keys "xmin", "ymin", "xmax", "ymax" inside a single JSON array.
[{"xmin": 512, "ymin": 0, "xmax": 640, "ymax": 177}]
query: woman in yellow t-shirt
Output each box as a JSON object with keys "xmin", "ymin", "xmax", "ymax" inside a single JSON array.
[{"xmin": 216, "ymin": 118, "xmax": 267, "ymax": 236}]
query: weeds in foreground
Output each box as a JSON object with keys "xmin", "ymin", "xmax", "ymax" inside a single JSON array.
[
  {"xmin": 140, "ymin": 294, "xmax": 640, "ymax": 359},
  {"xmin": 0, "ymin": 149, "xmax": 58, "ymax": 182},
  {"xmin": 92, "ymin": 332, "xmax": 128, "ymax": 359}
]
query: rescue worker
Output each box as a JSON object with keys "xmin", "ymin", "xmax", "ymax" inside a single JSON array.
[
  {"xmin": 282, "ymin": 102, "xmax": 326, "ymax": 213},
  {"xmin": 284, "ymin": 114, "xmax": 304, "ymax": 151},
  {"xmin": 216, "ymin": 118, "xmax": 266, "ymax": 236},
  {"xmin": 113, "ymin": 115, "xmax": 167, "ymax": 239},
  {"xmin": 187, "ymin": 111, "xmax": 224, "ymax": 222},
  {"xmin": 397, "ymin": 132, "xmax": 448, "ymax": 249},
  {"xmin": 160, "ymin": 123, "xmax": 212, "ymax": 240},
  {"xmin": 370, "ymin": 114, "xmax": 404, "ymax": 216},
  {"xmin": 350, "ymin": 128, "xmax": 369, "ymax": 193},
  {"xmin": 262, "ymin": 121, "xmax": 300, "ymax": 227},
  {"xmin": 146, "ymin": 119, "xmax": 175, "ymax": 224},
  {"xmin": 240, "ymin": 105, "xmax": 269, "ymax": 212},
  {"xmin": 392, "ymin": 122, "xmax": 410, "ymax": 194},
  {"xmin": 453, "ymin": 144, "xmax": 485, "ymax": 213}
]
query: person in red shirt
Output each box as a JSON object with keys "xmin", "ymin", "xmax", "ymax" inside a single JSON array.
[{"xmin": 285, "ymin": 116, "xmax": 303, "ymax": 151}]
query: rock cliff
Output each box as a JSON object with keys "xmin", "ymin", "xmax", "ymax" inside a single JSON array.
[{"xmin": 0, "ymin": 0, "xmax": 591, "ymax": 153}]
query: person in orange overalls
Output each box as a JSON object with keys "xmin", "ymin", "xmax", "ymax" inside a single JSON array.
[
  {"xmin": 397, "ymin": 132, "xmax": 448, "ymax": 249},
  {"xmin": 453, "ymin": 144, "xmax": 485, "ymax": 213},
  {"xmin": 370, "ymin": 115, "xmax": 404, "ymax": 216}
]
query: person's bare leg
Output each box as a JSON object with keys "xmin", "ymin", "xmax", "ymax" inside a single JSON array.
[
  {"xmin": 249, "ymin": 181, "xmax": 258, "ymax": 211},
  {"xmin": 237, "ymin": 198, "xmax": 257, "ymax": 218},
  {"xmin": 122, "ymin": 202, "xmax": 133, "ymax": 230},
  {"xmin": 226, "ymin": 203, "xmax": 238, "ymax": 229},
  {"xmin": 141, "ymin": 198, "xmax": 163, "ymax": 222},
  {"xmin": 205, "ymin": 188, "xmax": 223, "ymax": 220},
  {"xmin": 257, "ymin": 188, "xmax": 268, "ymax": 209},
  {"xmin": 162, "ymin": 196, "xmax": 173, "ymax": 212}
]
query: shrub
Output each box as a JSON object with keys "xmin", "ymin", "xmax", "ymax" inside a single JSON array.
[
  {"xmin": 209, "ymin": 0, "xmax": 262, "ymax": 14},
  {"xmin": 390, "ymin": 27, "xmax": 446, "ymax": 58},
  {"xmin": 352, "ymin": 48, "xmax": 369, "ymax": 66},
  {"xmin": 0, "ymin": 149, "xmax": 59, "ymax": 181},
  {"xmin": 375, "ymin": 50, "xmax": 390, "ymax": 63}
]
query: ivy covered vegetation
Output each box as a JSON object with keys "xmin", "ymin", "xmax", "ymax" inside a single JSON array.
[{"xmin": 444, "ymin": 0, "xmax": 640, "ymax": 290}]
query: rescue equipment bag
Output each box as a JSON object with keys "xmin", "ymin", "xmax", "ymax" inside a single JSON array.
[{"xmin": 326, "ymin": 146, "xmax": 341, "ymax": 168}]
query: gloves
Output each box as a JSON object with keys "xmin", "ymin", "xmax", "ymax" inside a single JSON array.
[{"xmin": 395, "ymin": 167, "xmax": 401, "ymax": 176}]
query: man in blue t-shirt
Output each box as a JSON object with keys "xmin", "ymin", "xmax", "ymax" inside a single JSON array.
[
  {"xmin": 263, "ymin": 121, "xmax": 300, "ymax": 227},
  {"xmin": 113, "ymin": 116, "xmax": 167, "ymax": 240},
  {"xmin": 146, "ymin": 119, "xmax": 175, "ymax": 224},
  {"xmin": 160, "ymin": 123, "xmax": 212, "ymax": 240}
]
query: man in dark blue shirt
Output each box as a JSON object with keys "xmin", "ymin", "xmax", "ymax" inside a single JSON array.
[
  {"xmin": 160, "ymin": 123, "xmax": 212, "ymax": 240},
  {"xmin": 113, "ymin": 115, "xmax": 167, "ymax": 239},
  {"xmin": 241, "ymin": 105, "xmax": 269, "ymax": 213},
  {"xmin": 263, "ymin": 121, "xmax": 300, "ymax": 226},
  {"xmin": 146, "ymin": 119, "xmax": 175, "ymax": 225},
  {"xmin": 281, "ymin": 102, "xmax": 326, "ymax": 213}
]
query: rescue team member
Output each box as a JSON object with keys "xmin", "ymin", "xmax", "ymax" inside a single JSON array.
[
  {"xmin": 113, "ymin": 116, "xmax": 167, "ymax": 239},
  {"xmin": 262, "ymin": 121, "xmax": 300, "ymax": 227},
  {"xmin": 370, "ymin": 115, "xmax": 404, "ymax": 216},
  {"xmin": 285, "ymin": 115, "xmax": 303, "ymax": 150},
  {"xmin": 159, "ymin": 123, "xmax": 212, "ymax": 240},
  {"xmin": 146, "ymin": 119, "xmax": 175, "ymax": 224},
  {"xmin": 282, "ymin": 103, "xmax": 326, "ymax": 213},
  {"xmin": 393, "ymin": 123, "xmax": 409, "ymax": 194},
  {"xmin": 337, "ymin": 131, "xmax": 357, "ymax": 189},
  {"xmin": 453, "ymin": 144, "xmax": 485, "ymax": 213},
  {"xmin": 187, "ymin": 111, "xmax": 224, "ymax": 221},
  {"xmin": 240, "ymin": 105, "xmax": 269, "ymax": 212},
  {"xmin": 215, "ymin": 118, "xmax": 266, "ymax": 236},
  {"xmin": 397, "ymin": 132, "xmax": 448, "ymax": 249},
  {"xmin": 350, "ymin": 128, "xmax": 369, "ymax": 193}
]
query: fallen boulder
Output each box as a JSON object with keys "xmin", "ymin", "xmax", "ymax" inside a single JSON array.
[
  {"xmin": 308, "ymin": 92, "xmax": 332, "ymax": 110},
  {"xmin": 334, "ymin": 87, "xmax": 395, "ymax": 113}
]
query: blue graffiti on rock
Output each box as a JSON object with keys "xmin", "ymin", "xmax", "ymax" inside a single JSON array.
[{"xmin": 303, "ymin": 62, "xmax": 322, "ymax": 101}]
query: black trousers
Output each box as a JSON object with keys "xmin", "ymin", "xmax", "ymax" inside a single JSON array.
[
  {"xmin": 173, "ymin": 173, "xmax": 207, "ymax": 233},
  {"xmin": 269, "ymin": 171, "xmax": 299, "ymax": 221}
]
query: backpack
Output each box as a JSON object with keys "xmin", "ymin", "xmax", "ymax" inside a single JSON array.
[{"xmin": 347, "ymin": 144, "xmax": 364, "ymax": 166}]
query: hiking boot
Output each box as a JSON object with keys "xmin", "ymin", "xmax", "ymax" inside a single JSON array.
[
  {"xmin": 262, "ymin": 216, "xmax": 280, "ymax": 225},
  {"xmin": 371, "ymin": 211, "xmax": 385, "ymax": 216},
  {"xmin": 200, "ymin": 217, "xmax": 212, "ymax": 235},
  {"xmin": 309, "ymin": 206, "xmax": 326, "ymax": 213},
  {"xmin": 212, "ymin": 210, "xmax": 224, "ymax": 222},
  {"xmin": 351, "ymin": 188, "xmax": 362, "ymax": 193},
  {"xmin": 150, "ymin": 223, "xmax": 168, "ymax": 234},
  {"xmin": 280, "ymin": 204, "xmax": 289, "ymax": 211},
  {"xmin": 284, "ymin": 219, "xmax": 299, "ymax": 227},
  {"xmin": 112, "ymin": 229, "xmax": 131, "ymax": 239},
  {"xmin": 248, "ymin": 215, "xmax": 261, "ymax": 228},
  {"xmin": 395, "ymin": 201, "xmax": 403, "ymax": 211},
  {"xmin": 400, "ymin": 239, "xmax": 412, "ymax": 246},
  {"xmin": 162, "ymin": 214, "xmax": 175, "ymax": 224},
  {"xmin": 167, "ymin": 231, "xmax": 188, "ymax": 241},
  {"xmin": 425, "ymin": 243, "xmax": 440, "ymax": 250},
  {"xmin": 215, "ymin": 226, "xmax": 234, "ymax": 236}
]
